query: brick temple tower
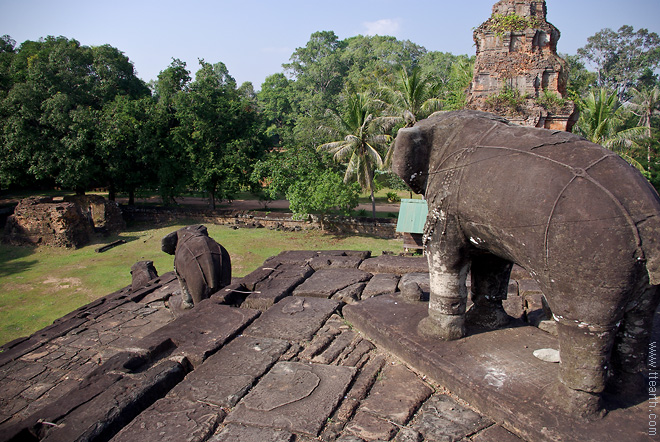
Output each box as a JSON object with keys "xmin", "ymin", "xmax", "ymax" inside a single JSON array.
[{"xmin": 466, "ymin": 0, "xmax": 578, "ymax": 131}]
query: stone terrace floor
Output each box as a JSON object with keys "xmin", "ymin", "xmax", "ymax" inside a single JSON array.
[{"xmin": 0, "ymin": 250, "xmax": 652, "ymax": 441}]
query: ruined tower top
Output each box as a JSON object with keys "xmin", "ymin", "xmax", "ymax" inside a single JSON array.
[
  {"xmin": 492, "ymin": 0, "xmax": 546, "ymax": 20},
  {"xmin": 466, "ymin": 0, "xmax": 578, "ymax": 131}
]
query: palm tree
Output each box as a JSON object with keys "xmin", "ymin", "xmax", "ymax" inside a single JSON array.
[
  {"xmin": 628, "ymin": 86, "xmax": 660, "ymax": 173},
  {"xmin": 380, "ymin": 67, "xmax": 441, "ymax": 128},
  {"xmin": 318, "ymin": 93, "xmax": 398, "ymax": 220},
  {"xmin": 574, "ymin": 87, "xmax": 648, "ymax": 172}
]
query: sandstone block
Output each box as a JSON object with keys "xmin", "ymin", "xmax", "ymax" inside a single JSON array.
[
  {"xmin": 226, "ymin": 361, "xmax": 355, "ymax": 436},
  {"xmin": 243, "ymin": 297, "xmax": 339, "ymax": 342},
  {"xmin": 293, "ymin": 268, "xmax": 371, "ymax": 298}
]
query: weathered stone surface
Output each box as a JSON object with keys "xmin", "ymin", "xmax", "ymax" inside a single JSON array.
[
  {"xmin": 210, "ymin": 423, "xmax": 294, "ymax": 442},
  {"xmin": 533, "ymin": 348, "xmax": 560, "ymax": 363},
  {"xmin": 359, "ymin": 255, "xmax": 428, "ymax": 275},
  {"xmin": 362, "ymin": 273, "xmax": 400, "ymax": 298},
  {"xmin": 344, "ymin": 294, "xmax": 654, "ymax": 442},
  {"xmin": 321, "ymin": 354, "xmax": 386, "ymax": 441},
  {"xmin": 110, "ymin": 395, "xmax": 224, "ymax": 442},
  {"xmin": 169, "ymin": 336, "xmax": 289, "ymax": 407},
  {"xmin": 311, "ymin": 329, "xmax": 356, "ymax": 365},
  {"xmin": 309, "ymin": 255, "xmax": 364, "ymax": 270},
  {"xmin": 130, "ymin": 261, "xmax": 159, "ymax": 292},
  {"xmin": 244, "ymin": 296, "xmax": 339, "ymax": 342},
  {"xmin": 331, "ymin": 282, "xmax": 366, "ymax": 304},
  {"xmin": 357, "ymin": 362, "xmax": 432, "ymax": 425},
  {"xmin": 466, "ymin": 0, "xmax": 577, "ymax": 130},
  {"xmin": 3, "ymin": 197, "xmax": 92, "ymax": 248},
  {"xmin": 394, "ymin": 427, "xmax": 423, "ymax": 442},
  {"xmin": 243, "ymin": 264, "xmax": 313, "ymax": 311},
  {"xmin": 398, "ymin": 272, "xmax": 430, "ymax": 302},
  {"xmin": 226, "ymin": 361, "xmax": 356, "ymax": 436},
  {"xmin": 139, "ymin": 301, "xmax": 260, "ymax": 367},
  {"xmin": 3, "ymin": 195, "xmax": 124, "ymax": 248},
  {"xmin": 2, "ymin": 359, "xmax": 186, "ymax": 442},
  {"xmin": 263, "ymin": 250, "xmax": 320, "ymax": 266},
  {"xmin": 343, "ymin": 410, "xmax": 398, "ymax": 441},
  {"xmin": 471, "ymin": 425, "xmax": 524, "ymax": 442},
  {"xmin": 293, "ymin": 268, "xmax": 371, "ymax": 298},
  {"xmin": 412, "ymin": 394, "xmax": 492, "ymax": 441}
]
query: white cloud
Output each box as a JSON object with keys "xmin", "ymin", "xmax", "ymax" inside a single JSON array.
[{"xmin": 363, "ymin": 18, "xmax": 401, "ymax": 37}]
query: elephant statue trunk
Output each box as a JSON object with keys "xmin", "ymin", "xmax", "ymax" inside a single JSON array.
[{"xmin": 392, "ymin": 110, "xmax": 660, "ymax": 418}]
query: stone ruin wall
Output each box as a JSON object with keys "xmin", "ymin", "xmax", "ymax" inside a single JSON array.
[
  {"xmin": 466, "ymin": 0, "xmax": 578, "ymax": 131},
  {"xmin": 3, "ymin": 195, "xmax": 125, "ymax": 248}
]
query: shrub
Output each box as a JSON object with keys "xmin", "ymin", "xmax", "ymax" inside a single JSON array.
[
  {"xmin": 386, "ymin": 191, "xmax": 401, "ymax": 203},
  {"xmin": 536, "ymin": 89, "xmax": 568, "ymax": 113}
]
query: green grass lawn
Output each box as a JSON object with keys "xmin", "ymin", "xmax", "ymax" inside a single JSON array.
[{"xmin": 0, "ymin": 223, "xmax": 403, "ymax": 346}]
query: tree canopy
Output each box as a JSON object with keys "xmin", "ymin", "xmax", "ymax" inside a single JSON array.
[{"xmin": 1, "ymin": 25, "xmax": 658, "ymax": 205}]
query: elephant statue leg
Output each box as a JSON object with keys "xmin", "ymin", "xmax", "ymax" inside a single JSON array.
[
  {"xmin": 177, "ymin": 276, "xmax": 195, "ymax": 309},
  {"xmin": 555, "ymin": 318, "xmax": 617, "ymax": 418},
  {"xmin": 610, "ymin": 276, "xmax": 660, "ymax": 396},
  {"xmin": 419, "ymin": 216, "xmax": 470, "ymax": 340},
  {"xmin": 466, "ymin": 253, "xmax": 514, "ymax": 330}
]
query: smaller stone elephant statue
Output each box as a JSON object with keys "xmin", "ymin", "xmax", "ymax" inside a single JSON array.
[{"xmin": 161, "ymin": 225, "xmax": 231, "ymax": 308}]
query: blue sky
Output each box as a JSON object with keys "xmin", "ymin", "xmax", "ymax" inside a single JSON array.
[{"xmin": 2, "ymin": 0, "xmax": 659, "ymax": 89}]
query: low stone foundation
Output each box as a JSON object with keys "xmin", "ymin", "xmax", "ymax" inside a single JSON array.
[
  {"xmin": 121, "ymin": 205, "xmax": 398, "ymax": 238},
  {"xmin": 3, "ymin": 196, "xmax": 125, "ymax": 248}
]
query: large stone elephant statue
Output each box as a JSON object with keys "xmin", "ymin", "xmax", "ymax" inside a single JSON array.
[
  {"xmin": 392, "ymin": 110, "xmax": 660, "ymax": 417},
  {"xmin": 161, "ymin": 225, "xmax": 231, "ymax": 307}
]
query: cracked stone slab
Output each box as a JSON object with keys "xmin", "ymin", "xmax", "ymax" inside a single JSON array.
[
  {"xmin": 356, "ymin": 362, "xmax": 432, "ymax": 426},
  {"xmin": 471, "ymin": 425, "xmax": 524, "ymax": 442},
  {"xmin": 411, "ymin": 394, "xmax": 492, "ymax": 441},
  {"xmin": 169, "ymin": 335, "xmax": 289, "ymax": 407},
  {"xmin": 209, "ymin": 423, "xmax": 294, "ymax": 442},
  {"xmin": 139, "ymin": 301, "xmax": 260, "ymax": 367},
  {"xmin": 309, "ymin": 255, "xmax": 364, "ymax": 270},
  {"xmin": 226, "ymin": 361, "xmax": 356, "ymax": 436},
  {"xmin": 292, "ymin": 268, "xmax": 372, "ymax": 299},
  {"xmin": 362, "ymin": 273, "xmax": 400, "ymax": 298},
  {"xmin": 243, "ymin": 297, "xmax": 339, "ymax": 342},
  {"xmin": 344, "ymin": 294, "xmax": 653, "ymax": 442},
  {"xmin": 359, "ymin": 255, "xmax": 428, "ymax": 275},
  {"xmin": 110, "ymin": 395, "xmax": 224, "ymax": 442}
]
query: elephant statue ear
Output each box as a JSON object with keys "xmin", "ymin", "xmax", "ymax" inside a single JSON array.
[{"xmin": 161, "ymin": 231, "xmax": 178, "ymax": 255}]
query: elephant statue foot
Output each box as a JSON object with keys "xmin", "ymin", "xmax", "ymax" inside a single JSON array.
[
  {"xmin": 418, "ymin": 314, "xmax": 465, "ymax": 340},
  {"xmin": 549, "ymin": 383, "xmax": 606, "ymax": 420},
  {"xmin": 465, "ymin": 300, "xmax": 511, "ymax": 330}
]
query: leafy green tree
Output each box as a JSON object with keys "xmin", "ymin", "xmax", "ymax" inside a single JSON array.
[
  {"xmin": 98, "ymin": 95, "xmax": 164, "ymax": 203},
  {"xmin": 152, "ymin": 59, "xmax": 192, "ymax": 203},
  {"xmin": 574, "ymin": 87, "xmax": 648, "ymax": 172},
  {"xmin": 257, "ymin": 73, "xmax": 296, "ymax": 146},
  {"xmin": 577, "ymin": 26, "xmax": 660, "ymax": 100},
  {"xmin": 319, "ymin": 93, "xmax": 398, "ymax": 220},
  {"xmin": 0, "ymin": 35, "xmax": 15, "ymax": 100},
  {"xmin": 561, "ymin": 53, "xmax": 598, "ymax": 103},
  {"xmin": 0, "ymin": 36, "xmax": 149, "ymax": 193},
  {"xmin": 341, "ymin": 35, "xmax": 426, "ymax": 94},
  {"xmin": 287, "ymin": 169, "xmax": 359, "ymax": 230},
  {"xmin": 175, "ymin": 60, "xmax": 267, "ymax": 208}
]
